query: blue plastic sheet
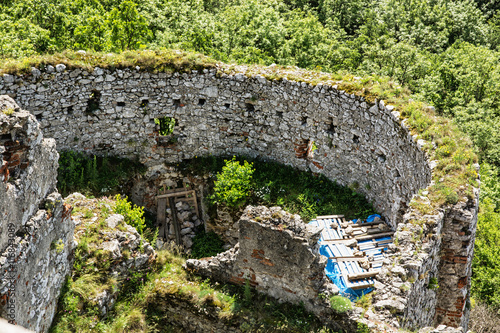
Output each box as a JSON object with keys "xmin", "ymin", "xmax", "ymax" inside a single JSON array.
[{"xmin": 310, "ymin": 214, "xmax": 387, "ymax": 301}]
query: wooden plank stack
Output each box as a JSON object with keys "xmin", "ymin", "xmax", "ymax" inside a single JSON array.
[{"xmin": 310, "ymin": 214, "xmax": 393, "ymax": 293}]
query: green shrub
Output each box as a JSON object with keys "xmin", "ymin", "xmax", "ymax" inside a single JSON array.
[
  {"xmin": 182, "ymin": 155, "xmax": 376, "ymax": 221},
  {"xmin": 113, "ymin": 194, "xmax": 145, "ymax": 233},
  {"xmin": 330, "ymin": 295, "xmax": 352, "ymax": 313},
  {"xmin": 211, "ymin": 156, "xmax": 254, "ymax": 208},
  {"xmin": 191, "ymin": 230, "xmax": 225, "ymax": 259},
  {"xmin": 357, "ymin": 322, "xmax": 370, "ymax": 333}
]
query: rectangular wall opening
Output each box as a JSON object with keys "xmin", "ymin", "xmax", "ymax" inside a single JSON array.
[{"xmin": 155, "ymin": 117, "xmax": 176, "ymax": 136}]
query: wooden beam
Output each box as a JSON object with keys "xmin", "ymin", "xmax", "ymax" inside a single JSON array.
[
  {"xmin": 316, "ymin": 214, "xmax": 345, "ymax": 219},
  {"xmin": 355, "ymin": 232, "xmax": 394, "ymax": 241},
  {"xmin": 328, "ymin": 256, "xmax": 367, "ymax": 262},
  {"xmin": 349, "ymin": 282, "xmax": 375, "ymax": 290},
  {"xmin": 348, "ymin": 271, "xmax": 379, "ymax": 281},
  {"xmin": 157, "ymin": 198, "xmax": 167, "ymax": 239},
  {"xmin": 168, "ymin": 197, "xmax": 181, "ymax": 245},
  {"xmin": 156, "ymin": 189, "xmax": 195, "ymax": 200}
]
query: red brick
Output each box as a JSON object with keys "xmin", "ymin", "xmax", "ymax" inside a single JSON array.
[
  {"xmin": 8, "ymin": 159, "xmax": 20, "ymax": 168},
  {"xmin": 261, "ymin": 258, "xmax": 274, "ymax": 266},
  {"xmin": 0, "ymin": 163, "xmax": 9, "ymax": 182},
  {"xmin": 312, "ymin": 161, "xmax": 323, "ymax": 169}
]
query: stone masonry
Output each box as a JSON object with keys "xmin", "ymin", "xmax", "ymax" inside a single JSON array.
[
  {"xmin": 0, "ymin": 64, "xmax": 479, "ymax": 330},
  {"xmin": 0, "ymin": 96, "xmax": 74, "ymax": 333},
  {"xmin": 185, "ymin": 206, "xmax": 338, "ymax": 315},
  {"xmin": 0, "ymin": 66, "xmax": 431, "ymax": 228}
]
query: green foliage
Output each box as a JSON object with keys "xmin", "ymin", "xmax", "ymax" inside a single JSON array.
[
  {"xmin": 329, "ymin": 295, "xmax": 352, "ymax": 313},
  {"xmin": 184, "ymin": 155, "xmax": 376, "ymax": 222},
  {"xmin": 472, "ymin": 199, "xmax": 500, "ymax": 308},
  {"xmin": 355, "ymin": 293, "xmax": 372, "ymax": 311},
  {"xmin": 155, "ymin": 117, "xmax": 176, "ymax": 136},
  {"xmin": 108, "ymin": 0, "xmax": 151, "ymax": 51},
  {"xmin": 211, "ymin": 156, "xmax": 254, "ymax": 209},
  {"xmin": 357, "ymin": 322, "xmax": 370, "ymax": 333},
  {"xmin": 2, "ymin": 107, "xmax": 14, "ymax": 115},
  {"xmin": 50, "ymin": 239, "xmax": 65, "ymax": 254},
  {"xmin": 113, "ymin": 194, "xmax": 145, "ymax": 233},
  {"xmin": 190, "ymin": 230, "xmax": 225, "ymax": 259},
  {"xmin": 428, "ymin": 277, "xmax": 439, "ymax": 290},
  {"xmin": 57, "ymin": 150, "xmax": 145, "ymax": 197}
]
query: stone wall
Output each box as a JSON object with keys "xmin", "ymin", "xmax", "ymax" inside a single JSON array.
[
  {"xmin": 0, "ymin": 65, "xmax": 478, "ymax": 330},
  {"xmin": 369, "ymin": 189, "xmax": 478, "ymax": 330},
  {"xmin": 0, "ymin": 96, "xmax": 74, "ymax": 332},
  {"xmin": 0, "ymin": 66, "xmax": 431, "ymax": 228},
  {"xmin": 185, "ymin": 206, "xmax": 358, "ymax": 330}
]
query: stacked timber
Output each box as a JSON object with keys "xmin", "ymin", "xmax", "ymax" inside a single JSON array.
[{"xmin": 310, "ymin": 215, "xmax": 394, "ymax": 293}]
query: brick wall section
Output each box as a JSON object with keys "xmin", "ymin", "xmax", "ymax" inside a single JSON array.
[{"xmin": 434, "ymin": 198, "xmax": 478, "ymax": 329}]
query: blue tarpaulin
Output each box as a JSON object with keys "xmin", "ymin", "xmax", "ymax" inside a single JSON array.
[{"xmin": 309, "ymin": 214, "xmax": 389, "ymax": 300}]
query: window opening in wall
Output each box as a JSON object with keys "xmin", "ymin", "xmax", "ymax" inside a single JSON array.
[
  {"xmin": 301, "ymin": 116, "xmax": 308, "ymax": 126},
  {"xmin": 140, "ymin": 99, "xmax": 149, "ymax": 107},
  {"xmin": 307, "ymin": 140, "xmax": 317, "ymax": 159},
  {"xmin": 117, "ymin": 101, "xmax": 126, "ymax": 107},
  {"xmin": 173, "ymin": 99, "xmax": 181, "ymax": 107},
  {"xmin": 198, "ymin": 99, "xmax": 206, "ymax": 106},
  {"xmin": 85, "ymin": 90, "xmax": 101, "ymax": 114},
  {"xmin": 224, "ymin": 103, "xmax": 231, "ymax": 109},
  {"xmin": 155, "ymin": 117, "xmax": 176, "ymax": 136},
  {"xmin": 277, "ymin": 111, "xmax": 283, "ymax": 118},
  {"xmin": 245, "ymin": 103, "xmax": 255, "ymax": 112},
  {"xmin": 353, "ymin": 135, "xmax": 360, "ymax": 144},
  {"xmin": 35, "ymin": 114, "xmax": 43, "ymax": 120},
  {"xmin": 327, "ymin": 118, "xmax": 337, "ymax": 134}
]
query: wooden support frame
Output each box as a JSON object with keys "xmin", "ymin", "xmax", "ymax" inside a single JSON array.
[{"xmin": 155, "ymin": 186, "xmax": 200, "ymax": 243}]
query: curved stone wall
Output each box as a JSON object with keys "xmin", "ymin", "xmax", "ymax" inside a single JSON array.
[{"xmin": 0, "ymin": 67, "xmax": 431, "ymax": 227}]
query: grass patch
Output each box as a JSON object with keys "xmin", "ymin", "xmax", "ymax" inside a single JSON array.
[
  {"xmin": 0, "ymin": 49, "xmax": 216, "ymax": 76},
  {"xmin": 330, "ymin": 295, "xmax": 352, "ymax": 313}
]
